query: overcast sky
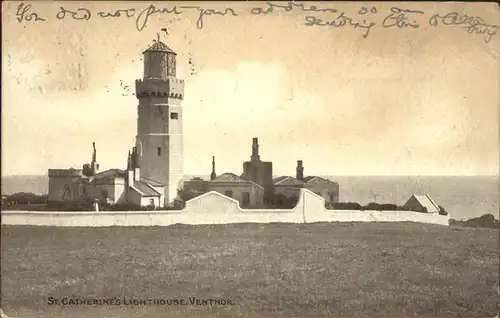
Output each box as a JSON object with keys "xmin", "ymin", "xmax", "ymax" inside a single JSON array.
[{"xmin": 2, "ymin": 1, "xmax": 499, "ymax": 176}]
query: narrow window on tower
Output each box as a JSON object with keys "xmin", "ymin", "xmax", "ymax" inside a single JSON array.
[
  {"xmin": 170, "ymin": 112, "xmax": 179, "ymax": 120},
  {"xmin": 157, "ymin": 147, "xmax": 161, "ymax": 156}
]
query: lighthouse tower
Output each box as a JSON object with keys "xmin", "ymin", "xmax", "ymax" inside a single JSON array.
[{"xmin": 135, "ymin": 35, "xmax": 185, "ymax": 206}]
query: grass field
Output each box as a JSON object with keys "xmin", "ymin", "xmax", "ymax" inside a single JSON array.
[{"xmin": 1, "ymin": 222, "xmax": 498, "ymax": 317}]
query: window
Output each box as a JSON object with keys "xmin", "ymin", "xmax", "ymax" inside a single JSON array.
[
  {"xmin": 224, "ymin": 190, "xmax": 233, "ymax": 198},
  {"xmin": 149, "ymin": 198, "xmax": 155, "ymax": 206},
  {"xmin": 62, "ymin": 185, "xmax": 72, "ymax": 200},
  {"xmin": 170, "ymin": 112, "xmax": 178, "ymax": 119},
  {"xmin": 329, "ymin": 194, "xmax": 335, "ymax": 202},
  {"xmin": 157, "ymin": 147, "xmax": 161, "ymax": 156},
  {"xmin": 242, "ymin": 192, "xmax": 250, "ymax": 207},
  {"xmin": 102, "ymin": 189, "xmax": 108, "ymax": 198}
]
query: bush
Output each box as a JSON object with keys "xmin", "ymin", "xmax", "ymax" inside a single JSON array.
[
  {"xmin": 171, "ymin": 188, "xmax": 205, "ymax": 210},
  {"xmin": 327, "ymin": 202, "xmax": 412, "ymax": 211},
  {"xmin": 330, "ymin": 202, "xmax": 364, "ymax": 210},
  {"xmin": 450, "ymin": 214, "xmax": 499, "ymax": 229},
  {"xmin": 45, "ymin": 201, "xmax": 93, "ymax": 211},
  {"xmin": 102, "ymin": 203, "xmax": 139, "ymax": 211},
  {"xmin": 4, "ymin": 192, "xmax": 47, "ymax": 205},
  {"xmin": 364, "ymin": 202, "xmax": 406, "ymax": 211},
  {"xmin": 264, "ymin": 193, "xmax": 299, "ymax": 209},
  {"xmin": 470, "ymin": 214, "xmax": 498, "ymax": 228},
  {"xmin": 329, "ymin": 200, "xmax": 445, "ymax": 214},
  {"xmin": 177, "ymin": 189, "xmax": 204, "ymax": 202}
]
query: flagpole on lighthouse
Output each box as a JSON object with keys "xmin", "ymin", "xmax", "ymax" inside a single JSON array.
[{"xmin": 161, "ymin": 28, "xmax": 169, "ymax": 40}]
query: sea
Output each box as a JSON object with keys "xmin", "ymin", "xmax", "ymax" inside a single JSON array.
[{"xmin": 1, "ymin": 175, "xmax": 498, "ymax": 221}]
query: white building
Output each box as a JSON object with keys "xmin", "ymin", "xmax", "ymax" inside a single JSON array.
[
  {"xmin": 403, "ymin": 194, "xmax": 440, "ymax": 213},
  {"xmin": 47, "ymin": 36, "xmax": 184, "ymax": 209}
]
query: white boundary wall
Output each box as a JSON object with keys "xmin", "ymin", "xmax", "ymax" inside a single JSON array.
[{"xmin": 1, "ymin": 189, "xmax": 450, "ymax": 227}]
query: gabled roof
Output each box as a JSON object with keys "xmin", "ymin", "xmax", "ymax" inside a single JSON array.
[
  {"xmin": 273, "ymin": 176, "xmax": 305, "ymax": 186},
  {"xmin": 410, "ymin": 194, "xmax": 440, "ymax": 212},
  {"xmin": 143, "ymin": 41, "xmax": 176, "ymax": 55},
  {"xmin": 93, "ymin": 169, "xmax": 126, "ymax": 180},
  {"xmin": 209, "ymin": 173, "xmax": 264, "ymax": 189},
  {"xmin": 185, "ymin": 190, "xmax": 240, "ymax": 205},
  {"xmin": 140, "ymin": 177, "xmax": 165, "ymax": 187},
  {"xmin": 209, "ymin": 173, "xmax": 245, "ymax": 183},
  {"xmin": 132, "ymin": 180, "xmax": 161, "ymax": 197},
  {"xmin": 303, "ymin": 176, "xmax": 316, "ymax": 182},
  {"xmin": 303, "ymin": 176, "xmax": 337, "ymax": 185}
]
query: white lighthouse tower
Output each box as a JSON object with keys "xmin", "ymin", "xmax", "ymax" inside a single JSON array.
[{"xmin": 135, "ymin": 34, "xmax": 185, "ymax": 206}]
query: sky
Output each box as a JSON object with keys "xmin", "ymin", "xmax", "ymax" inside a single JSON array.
[{"xmin": 2, "ymin": 1, "xmax": 499, "ymax": 177}]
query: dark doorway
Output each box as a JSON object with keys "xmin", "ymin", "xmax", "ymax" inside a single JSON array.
[{"xmin": 242, "ymin": 192, "xmax": 250, "ymax": 207}]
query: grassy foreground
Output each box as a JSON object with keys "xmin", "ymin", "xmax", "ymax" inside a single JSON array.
[{"xmin": 1, "ymin": 222, "xmax": 498, "ymax": 317}]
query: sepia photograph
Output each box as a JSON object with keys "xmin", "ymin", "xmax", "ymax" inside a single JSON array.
[{"xmin": 1, "ymin": 1, "xmax": 499, "ymax": 317}]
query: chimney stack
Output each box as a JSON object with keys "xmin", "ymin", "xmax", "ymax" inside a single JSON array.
[
  {"xmin": 91, "ymin": 142, "xmax": 99, "ymax": 175},
  {"xmin": 210, "ymin": 156, "xmax": 217, "ymax": 180},
  {"xmin": 296, "ymin": 160, "xmax": 304, "ymax": 181},
  {"xmin": 251, "ymin": 137, "xmax": 260, "ymax": 161},
  {"xmin": 132, "ymin": 147, "xmax": 140, "ymax": 182},
  {"xmin": 127, "ymin": 151, "xmax": 133, "ymax": 185},
  {"xmin": 127, "ymin": 151, "xmax": 132, "ymax": 170}
]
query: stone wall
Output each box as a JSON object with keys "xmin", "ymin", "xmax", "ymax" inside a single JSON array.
[{"xmin": 1, "ymin": 189, "xmax": 450, "ymax": 227}]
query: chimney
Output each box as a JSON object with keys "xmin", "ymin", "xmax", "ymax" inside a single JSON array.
[
  {"xmin": 210, "ymin": 156, "xmax": 217, "ymax": 180},
  {"xmin": 251, "ymin": 137, "xmax": 260, "ymax": 161},
  {"xmin": 296, "ymin": 160, "xmax": 304, "ymax": 181},
  {"xmin": 128, "ymin": 170, "xmax": 134, "ymax": 186},
  {"xmin": 134, "ymin": 166, "xmax": 141, "ymax": 182},
  {"xmin": 127, "ymin": 151, "xmax": 133, "ymax": 185},
  {"xmin": 132, "ymin": 147, "xmax": 140, "ymax": 182},
  {"xmin": 92, "ymin": 142, "xmax": 96, "ymax": 161},
  {"xmin": 91, "ymin": 142, "xmax": 99, "ymax": 175},
  {"xmin": 127, "ymin": 151, "xmax": 132, "ymax": 170}
]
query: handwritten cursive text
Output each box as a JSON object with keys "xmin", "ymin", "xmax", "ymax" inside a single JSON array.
[
  {"xmin": 16, "ymin": 3, "xmax": 46, "ymax": 23},
  {"xmin": 136, "ymin": 4, "xmax": 237, "ymax": 31},
  {"xmin": 180, "ymin": 6, "xmax": 238, "ymax": 29},
  {"xmin": 98, "ymin": 9, "xmax": 136, "ymax": 18},
  {"xmin": 382, "ymin": 7, "xmax": 424, "ymax": 29},
  {"xmin": 135, "ymin": 5, "xmax": 182, "ymax": 31},
  {"xmin": 56, "ymin": 6, "xmax": 91, "ymax": 20},
  {"xmin": 304, "ymin": 13, "xmax": 376, "ymax": 39},
  {"xmin": 9, "ymin": 2, "xmax": 499, "ymax": 45},
  {"xmin": 251, "ymin": 1, "xmax": 337, "ymax": 15},
  {"xmin": 429, "ymin": 12, "xmax": 498, "ymax": 43}
]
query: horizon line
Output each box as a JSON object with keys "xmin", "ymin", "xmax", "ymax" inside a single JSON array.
[{"xmin": 1, "ymin": 173, "xmax": 499, "ymax": 178}]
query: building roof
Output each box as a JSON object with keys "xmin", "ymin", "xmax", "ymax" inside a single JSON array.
[
  {"xmin": 410, "ymin": 194, "xmax": 440, "ymax": 212},
  {"xmin": 273, "ymin": 176, "xmax": 287, "ymax": 183},
  {"xmin": 209, "ymin": 173, "xmax": 246, "ymax": 183},
  {"xmin": 186, "ymin": 177, "xmax": 205, "ymax": 182},
  {"xmin": 303, "ymin": 176, "xmax": 337, "ymax": 185},
  {"xmin": 140, "ymin": 177, "xmax": 165, "ymax": 187},
  {"xmin": 93, "ymin": 169, "xmax": 126, "ymax": 180},
  {"xmin": 132, "ymin": 180, "xmax": 162, "ymax": 197},
  {"xmin": 273, "ymin": 176, "xmax": 305, "ymax": 186},
  {"xmin": 209, "ymin": 173, "xmax": 264, "ymax": 189},
  {"xmin": 143, "ymin": 41, "xmax": 176, "ymax": 55}
]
